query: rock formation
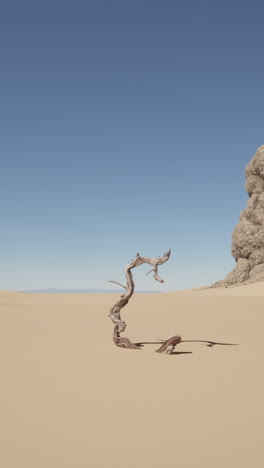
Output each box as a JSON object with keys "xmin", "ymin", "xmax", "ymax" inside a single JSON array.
[{"xmin": 215, "ymin": 145, "xmax": 264, "ymax": 286}]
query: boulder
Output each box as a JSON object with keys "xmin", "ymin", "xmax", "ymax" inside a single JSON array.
[{"xmin": 214, "ymin": 145, "xmax": 264, "ymax": 286}]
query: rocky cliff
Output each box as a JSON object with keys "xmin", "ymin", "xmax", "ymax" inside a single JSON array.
[{"xmin": 215, "ymin": 145, "xmax": 264, "ymax": 286}]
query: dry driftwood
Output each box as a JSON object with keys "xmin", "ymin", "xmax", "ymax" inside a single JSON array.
[
  {"xmin": 156, "ymin": 335, "xmax": 182, "ymax": 354},
  {"xmin": 108, "ymin": 250, "xmax": 171, "ymax": 350}
]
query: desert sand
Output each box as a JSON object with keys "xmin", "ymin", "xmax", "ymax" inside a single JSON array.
[{"xmin": 1, "ymin": 283, "xmax": 264, "ymax": 468}]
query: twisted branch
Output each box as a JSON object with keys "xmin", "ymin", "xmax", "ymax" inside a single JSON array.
[
  {"xmin": 155, "ymin": 335, "xmax": 182, "ymax": 354},
  {"xmin": 108, "ymin": 249, "xmax": 171, "ymax": 350}
]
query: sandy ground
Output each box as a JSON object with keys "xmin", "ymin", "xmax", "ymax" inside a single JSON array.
[{"xmin": 1, "ymin": 283, "xmax": 264, "ymax": 468}]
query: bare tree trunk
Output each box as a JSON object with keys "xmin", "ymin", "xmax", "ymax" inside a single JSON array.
[
  {"xmin": 108, "ymin": 250, "xmax": 171, "ymax": 350},
  {"xmin": 155, "ymin": 335, "xmax": 182, "ymax": 354}
]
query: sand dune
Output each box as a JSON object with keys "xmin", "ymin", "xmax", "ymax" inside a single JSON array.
[{"xmin": 1, "ymin": 283, "xmax": 264, "ymax": 468}]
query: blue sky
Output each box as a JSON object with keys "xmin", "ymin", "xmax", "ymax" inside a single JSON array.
[{"xmin": 1, "ymin": 0, "xmax": 264, "ymax": 291}]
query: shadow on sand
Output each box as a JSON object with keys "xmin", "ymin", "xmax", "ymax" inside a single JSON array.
[{"xmin": 134, "ymin": 339, "xmax": 238, "ymax": 354}]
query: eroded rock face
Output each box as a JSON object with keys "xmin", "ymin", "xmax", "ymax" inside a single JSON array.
[{"xmin": 215, "ymin": 145, "xmax": 264, "ymax": 286}]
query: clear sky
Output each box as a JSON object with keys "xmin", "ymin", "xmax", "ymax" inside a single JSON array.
[{"xmin": 1, "ymin": 0, "xmax": 264, "ymax": 291}]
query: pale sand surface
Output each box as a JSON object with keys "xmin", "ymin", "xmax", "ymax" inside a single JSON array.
[{"xmin": 1, "ymin": 283, "xmax": 264, "ymax": 468}]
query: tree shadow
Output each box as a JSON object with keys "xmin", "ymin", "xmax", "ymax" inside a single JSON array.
[
  {"xmin": 181, "ymin": 339, "xmax": 238, "ymax": 348},
  {"xmin": 135, "ymin": 341, "xmax": 162, "ymax": 347},
  {"xmin": 134, "ymin": 339, "xmax": 238, "ymax": 354}
]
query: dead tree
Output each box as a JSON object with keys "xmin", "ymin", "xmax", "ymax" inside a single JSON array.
[
  {"xmin": 156, "ymin": 335, "xmax": 182, "ymax": 354},
  {"xmin": 108, "ymin": 249, "xmax": 179, "ymax": 352}
]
